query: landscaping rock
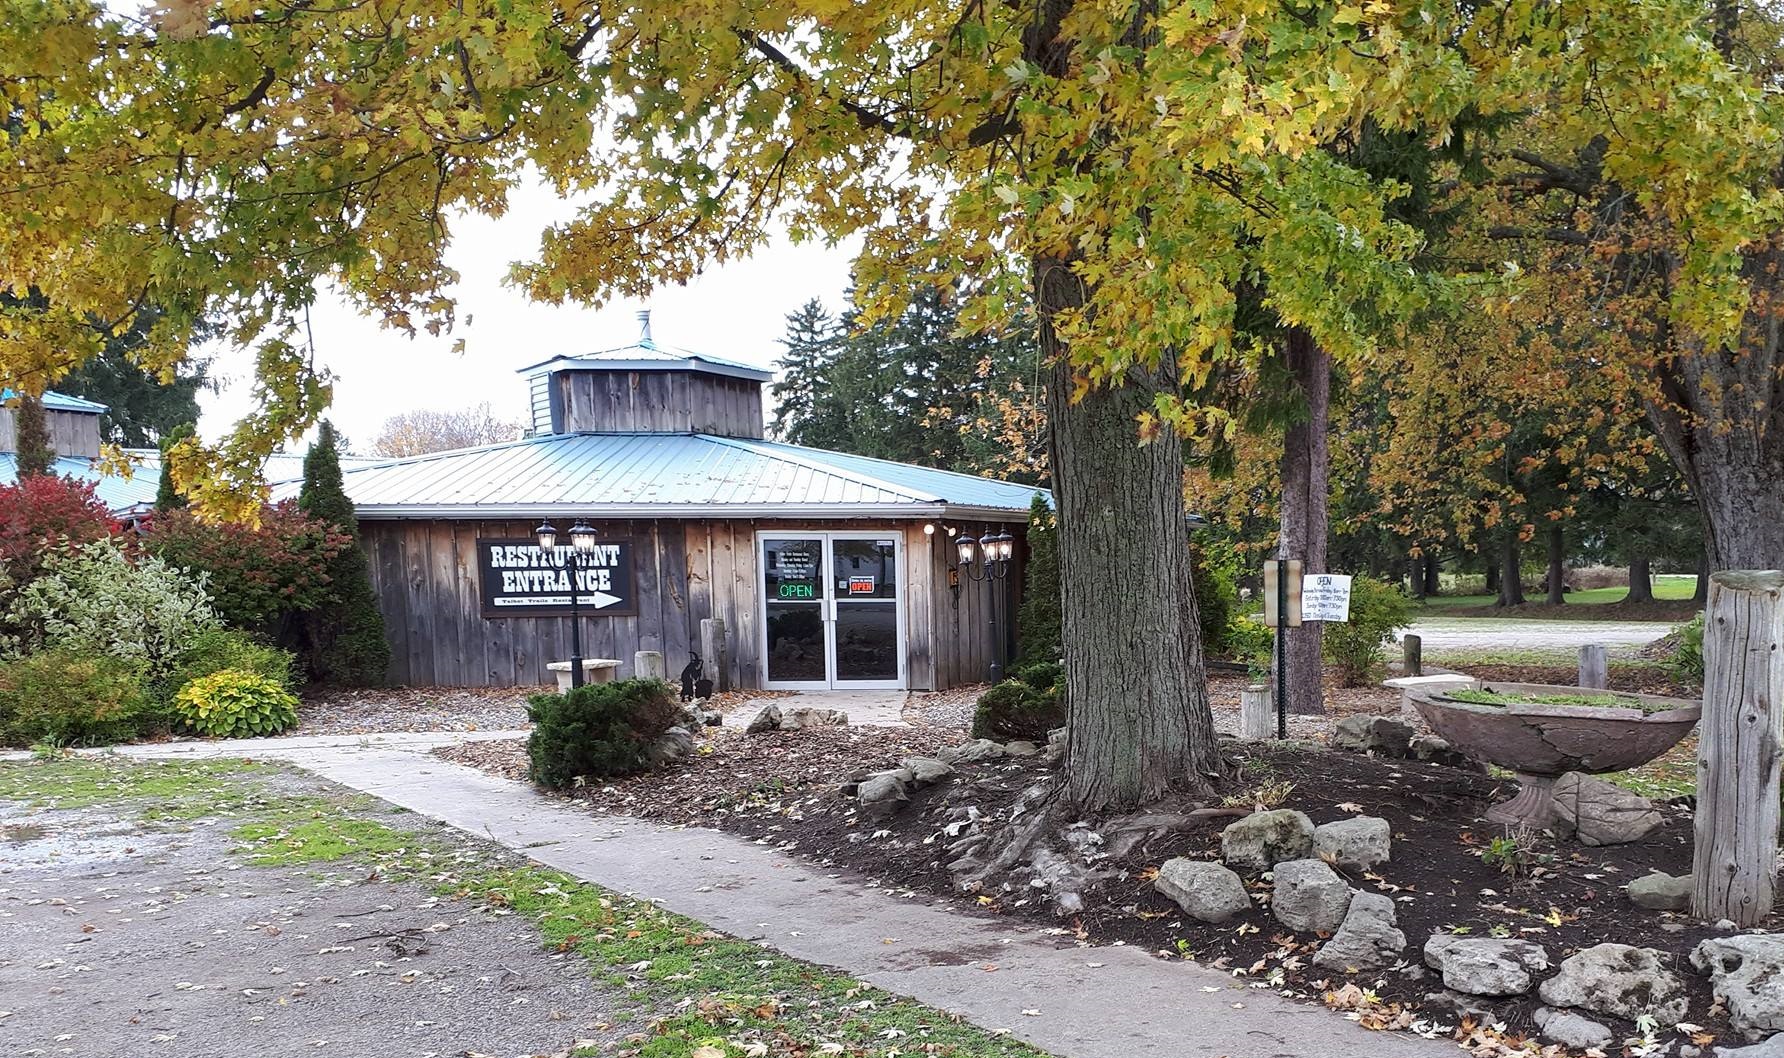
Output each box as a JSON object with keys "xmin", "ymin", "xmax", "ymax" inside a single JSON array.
[
  {"xmin": 1422, "ymin": 937, "xmax": 1551, "ymax": 996},
  {"xmin": 1532, "ymin": 1007, "xmax": 1614, "ymax": 1050},
  {"xmin": 1045, "ymin": 727, "xmax": 1066, "ymax": 763},
  {"xmin": 1537, "ymin": 942, "xmax": 1688, "ymax": 1024},
  {"xmin": 939, "ymin": 739, "xmax": 1008, "ymax": 764},
  {"xmin": 1221, "ymin": 809, "xmax": 1316, "ymax": 873},
  {"xmin": 781, "ymin": 706, "xmax": 849, "ymax": 729},
  {"xmin": 1691, "ymin": 934, "xmax": 1784, "ymax": 1041},
  {"xmin": 1004, "ymin": 740, "xmax": 1040, "ymax": 757},
  {"xmin": 1715, "ymin": 1035, "xmax": 1784, "ymax": 1058},
  {"xmin": 1331, "ymin": 715, "xmax": 1414, "ymax": 755},
  {"xmin": 699, "ymin": 709, "xmax": 723, "ymax": 727},
  {"xmin": 1153, "ymin": 859, "xmax": 1251, "ymax": 924},
  {"xmin": 1313, "ymin": 816, "xmax": 1391, "ymax": 871},
  {"xmin": 745, "ymin": 704, "xmax": 783, "ymax": 734},
  {"xmin": 1270, "ymin": 858, "xmax": 1353, "ymax": 934},
  {"xmin": 1550, "ymin": 772, "xmax": 1665, "ymax": 846},
  {"xmin": 1312, "ymin": 892, "xmax": 1405, "ymax": 971},
  {"xmin": 1628, "ymin": 871, "xmax": 1693, "ymax": 912},
  {"xmin": 901, "ymin": 756, "xmax": 955, "ymax": 784},
  {"xmin": 647, "ymin": 726, "xmax": 695, "ymax": 766},
  {"xmin": 856, "ymin": 773, "xmax": 908, "ymax": 816},
  {"xmin": 1407, "ymin": 734, "xmax": 1485, "ymax": 771}
]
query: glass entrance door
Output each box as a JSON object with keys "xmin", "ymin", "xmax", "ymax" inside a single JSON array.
[{"xmin": 759, "ymin": 532, "xmax": 904, "ymax": 690}]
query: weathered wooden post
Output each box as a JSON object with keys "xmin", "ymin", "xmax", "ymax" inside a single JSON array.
[
  {"xmin": 634, "ymin": 649, "xmax": 666, "ymax": 681},
  {"xmin": 700, "ymin": 617, "xmax": 730, "ymax": 693},
  {"xmin": 1240, "ymin": 684, "xmax": 1273, "ymax": 741},
  {"xmin": 1692, "ymin": 571, "xmax": 1784, "ymax": 926},
  {"xmin": 1402, "ymin": 633, "xmax": 1423, "ymax": 677},
  {"xmin": 1578, "ymin": 644, "xmax": 1608, "ymax": 690}
]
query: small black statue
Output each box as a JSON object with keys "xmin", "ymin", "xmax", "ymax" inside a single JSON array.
[{"xmin": 678, "ymin": 652, "xmax": 703, "ymax": 702}]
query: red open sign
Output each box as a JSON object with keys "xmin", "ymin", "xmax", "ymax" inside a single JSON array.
[{"xmin": 848, "ymin": 576, "xmax": 876, "ymax": 595}]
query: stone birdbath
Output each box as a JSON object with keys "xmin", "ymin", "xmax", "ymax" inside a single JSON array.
[{"xmin": 1408, "ymin": 682, "xmax": 1700, "ymax": 828}]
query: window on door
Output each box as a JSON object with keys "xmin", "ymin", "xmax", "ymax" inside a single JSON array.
[{"xmin": 760, "ymin": 533, "xmax": 903, "ymax": 689}]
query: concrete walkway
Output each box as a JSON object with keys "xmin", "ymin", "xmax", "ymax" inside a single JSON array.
[
  {"xmin": 42, "ymin": 733, "xmax": 1461, "ymax": 1058},
  {"xmin": 722, "ymin": 689, "xmax": 911, "ymax": 728}
]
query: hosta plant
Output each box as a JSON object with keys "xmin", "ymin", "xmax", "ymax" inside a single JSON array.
[{"xmin": 173, "ymin": 668, "xmax": 300, "ymax": 738}]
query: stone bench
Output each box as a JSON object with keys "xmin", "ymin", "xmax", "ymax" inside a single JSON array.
[{"xmin": 546, "ymin": 658, "xmax": 623, "ymax": 692}]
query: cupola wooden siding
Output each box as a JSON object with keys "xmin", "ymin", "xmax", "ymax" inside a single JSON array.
[{"xmin": 555, "ymin": 369, "xmax": 764, "ymax": 437}]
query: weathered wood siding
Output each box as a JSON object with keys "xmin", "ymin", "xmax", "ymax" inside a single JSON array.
[
  {"xmin": 359, "ymin": 516, "xmax": 1019, "ymax": 690},
  {"xmin": 1, "ymin": 408, "xmax": 102, "ymax": 459},
  {"xmin": 555, "ymin": 370, "xmax": 764, "ymax": 437}
]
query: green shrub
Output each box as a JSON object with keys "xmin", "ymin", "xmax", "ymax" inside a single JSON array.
[
  {"xmin": 526, "ymin": 678, "xmax": 681, "ymax": 789},
  {"xmin": 172, "ymin": 668, "xmax": 301, "ymax": 738},
  {"xmin": 1012, "ymin": 660, "xmax": 1063, "ymax": 693},
  {"xmin": 1322, "ymin": 577, "xmax": 1413, "ymax": 686},
  {"xmin": 5, "ymin": 537, "xmax": 217, "ymax": 681},
  {"xmin": 297, "ymin": 422, "xmax": 391, "ymax": 686},
  {"xmin": 1225, "ymin": 613, "xmax": 1275, "ymax": 678},
  {"xmin": 971, "ymin": 673, "xmax": 1064, "ymax": 743},
  {"xmin": 1191, "ymin": 540, "xmax": 1241, "ymax": 654},
  {"xmin": 0, "ymin": 649, "xmax": 155, "ymax": 747},
  {"xmin": 166, "ymin": 627, "xmax": 295, "ymax": 698},
  {"xmin": 1013, "ymin": 493, "xmax": 1061, "ymax": 668},
  {"xmin": 1667, "ymin": 613, "xmax": 1705, "ymax": 685}
]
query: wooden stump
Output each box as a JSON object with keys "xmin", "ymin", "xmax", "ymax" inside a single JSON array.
[
  {"xmin": 1402, "ymin": 634, "xmax": 1423, "ymax": 677},
  {"xmin": 1239, "ymin": 684, "xmax": 1273, "ymax": 741},
  {"xmin": 1578, "ymin": 644, "xmax": 1608, "ymax": 690},
  {"xmin": 1692, "ymin": 570, "xmax": 1784, "ymax": 926},
  {"xmin": 634, "ymin": 649, "xmax": 666, "ymax": 681}
]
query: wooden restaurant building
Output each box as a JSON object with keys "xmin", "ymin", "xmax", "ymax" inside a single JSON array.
[{"xmin": 303, "ymin": 327, "xmax": 1044, "ymax": 691}]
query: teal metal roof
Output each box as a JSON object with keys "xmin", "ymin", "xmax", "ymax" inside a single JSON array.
[
  {"xmin": 2, "ymin": 389, "xmax": 108, "ymax": 414},
  {"xmin": 517, "ymin": 343, "xmax": 774, "ymax": 383},
  {"xmin": 0, "ymin": 454, "xmax": 157, "ymax": 509},
  {"xmin": 270, "ymin": 432, "xmax": 1048, "ymax": 520}
]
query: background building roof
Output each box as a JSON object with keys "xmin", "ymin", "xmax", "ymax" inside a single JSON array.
[
  {"xmin": 517, "ymin": 343, "xmax": 774, "ymax": 384},
  {"xmin": 270, "ymin": 431, "xmax": 1048, "ymax": 520},
  {"xmin": 0, "ymin": 454, "xmax": 157, "ymax": 509},
  {"xmin": 1, "ymin": 389, "xmax": 108, "ymax": 414}
]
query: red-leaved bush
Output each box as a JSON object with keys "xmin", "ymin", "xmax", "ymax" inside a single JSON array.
[
  {"xmin": 143, "ymin": 502, "xmax": 350, "ymax": 629},
  {"xmin": 0, "ymin": 475, "xmax": 120, "ymax": 584}
]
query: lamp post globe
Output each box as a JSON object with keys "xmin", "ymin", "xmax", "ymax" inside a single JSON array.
[{"xmin": 534, "ymin": 521, "xmax": 558, "ymax": 552}]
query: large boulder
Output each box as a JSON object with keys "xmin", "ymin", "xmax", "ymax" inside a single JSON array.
[
  {"xmin": 1550, "ymin": 772, "xmax": 1665, "ymax": 846},
  {"xmin": 1312, "ymin": 892, "xmax": 1406, "ymax": 972},
  {"xmin": 646, "ymin": 725, "xmax": 695, "ymax": 767},
  {"xmin": 901, "ymin": 756, "xmax": 955, "ymax": 784},
  {"xmin": 1154, "ymin": 858, "xmax": 1251, "ymax": 924},
  {"xmin": 1331, "ymin": 715, "xmax": 1414, "ymax": 755},
  {"xmin": 938, "ymin": 738, "xmax": 1008, "ymax": 764},
  {"xmin": 856, "ymin": 772, "xmax": 908, "ymax": 818},
  {"xmin": 1270, "ymin": 858, "xmax": 1353, "ymax": 934},
  {"xmin": 781, "ymin": 706, "xmax": 849, "ymax": 729},
  {"xmin": 1716, "ymin": 1036, "xmax": 1784, "ymax": 1058},
  {"xmin": 1538, "ymin": 943, "xmax": 1688, "ymax": 1024},
  {"xmin": 1692, "ymin": 934, "xmax": 1784, "ymax": 1041},
  {"xmin": 744, "ymin": 704, "xmax": 783, "ymax": 734},
  {"xmin": 1313, "ymin": 816, "xmax": 1391, "ymax": 871},
  {"xmin": 1532, "ymin": 1007, "xmax": 1614, "ymax": 1051},
  {"xmin": 1221, "ymin": 809, "xmax": 1316, "ymax": 874},
  {"xmin": 1423, "ymin": 937, "xmax": 1552, "ymax": 997},
  {"xmin": 1628, "ymin": 871, "xmax": 1692, "ymax": 912}
]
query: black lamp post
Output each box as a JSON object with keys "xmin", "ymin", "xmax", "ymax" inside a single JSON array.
[
  {"xmin": 955, "ymin": 528, "xmax": 1015, "ymax": 681},
  {"xmin": 535, "ymin": 519, "xmax": 600, "ymax": 688}
]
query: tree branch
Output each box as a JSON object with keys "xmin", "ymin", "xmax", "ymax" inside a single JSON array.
[
  {"xmin": 737, "ymin": 30, "xmax": 910, "ymax": 140},
  {"xmin": 1487, "ymin": 225, "xmax": 1591, "ymax": 246}
]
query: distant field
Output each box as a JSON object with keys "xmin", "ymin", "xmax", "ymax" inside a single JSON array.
[{"xmin": 1419, "ymin": 574, "xmax": 1697, "ymax": 610}]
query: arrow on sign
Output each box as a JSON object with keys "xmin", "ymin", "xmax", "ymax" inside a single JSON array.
[{"xmin": 585, "ymin": 591, "xmax": 622, "ymax": 610}]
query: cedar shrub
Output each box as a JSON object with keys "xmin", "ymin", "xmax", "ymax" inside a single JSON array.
[
  {"xmin": 297, "ymin": 422, "xmax": 389, "ymax": 685},
  {"xmin": 526, "ymin": 678, "xmax": 681, "ymax": 789}
]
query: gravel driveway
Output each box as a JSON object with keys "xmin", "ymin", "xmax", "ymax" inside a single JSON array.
[{"xmin": 1405, "ymin": 617, "xmax": 1677, "ymax": 658}]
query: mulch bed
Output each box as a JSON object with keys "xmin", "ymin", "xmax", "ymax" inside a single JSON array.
[{"xmin": 439, "ymin": 715, "xmax": 1761, "ymax": 1053}]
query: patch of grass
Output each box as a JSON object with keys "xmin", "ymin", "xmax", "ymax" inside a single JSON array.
[
  {"xmin": 1418, "ymin": 576, "xmax": 1697, "ymax": 610},
  {"xmin": 0, "ymin": 756, "xmax": 270, "ymax": 817},
  {"xmin": 1446, "ymin": 689, "xmax": 1662, "ymax": 712},
  {"xmin": 233, "ymin": 808, "xmax": 417, "ymax": 866},
  {"xmin": 1423, "ymin": 646, "xmax": 1582, "ymax": 667},
  {"xmin": 1605, "ymin": 735, "xmax": 1698, "ymax": 800}
]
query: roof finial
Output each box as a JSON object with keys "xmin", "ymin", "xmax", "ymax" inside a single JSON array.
[{"xmin": 636, "ymin": 308, "xmax": 652, "ymax": 345}]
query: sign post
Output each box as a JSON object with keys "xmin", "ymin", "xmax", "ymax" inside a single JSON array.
[{"xmin": 1262, "ymin": 559, "xmax": 1302, "ymax": 739}]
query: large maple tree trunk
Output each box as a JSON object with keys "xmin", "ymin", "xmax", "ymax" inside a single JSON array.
[
  {"xmin": 1626, "ymin": 553, "xmax": 1654, "ymax": 604},
  {"xmin": 1277, "ymin": 327, "xmax": 1330, "ymax": 716},
  {"xmin": 1036, "ymin": 260, "xmax": 1221, "ymax": 812},
  {"xmin": 1648, "ymin": 247, "xmax": 1784, "ymax": 573},
  {"xmin": 1424, "ymin": 553, "xmax": 1442, "ymax": 597},
  {"xmin": 1497, "ymin": 531, "xmax": 1526, "ymax": 607},
  {"xmin": 1546, "ymin": 525, "xmax": 1567, "ymax": 606}
]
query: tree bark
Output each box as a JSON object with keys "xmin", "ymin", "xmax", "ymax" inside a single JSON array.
[
  {"xmin": 1626, "ymin": 553, "xmax": 1654, "ymax": 604},
  {"xmin": 1484, "ymin": 555, "xmax": 1499, "ymax": 595},
  {"xmin": 1497, "ymin": 531, "xmax": 1526, "ymax": 607},
  {"xmin": 1546, "ymin": 524, "xmax": 1567, "ymax": 606},
  {"xmin": 1410, "ymin": 549, "xmax": 1428, "ymax": 600},
  {"xmin": 1276, "ymin": 327, "xmax": 1330, "ymax": 716},
  {"xmin": 1037, "ymin": 258, "xmax": 1221, "ymax": 812},
  {"xmin": 1695, "ymin": 550, "xmax": 1710, "ymax": 606},
  {"xmin": 1423, "ymin": 553, "xmax": 1442, "ymax": 597}
]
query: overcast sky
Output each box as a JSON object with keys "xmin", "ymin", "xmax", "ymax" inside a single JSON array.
[{"xmin": 196, "ymin": 180, "xmax": 858, "ymax": 452}]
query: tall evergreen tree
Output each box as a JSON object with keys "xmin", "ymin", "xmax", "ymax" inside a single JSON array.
[
  {"xmin": 770, "ymin": 299, "xmax": 846, "ymax": 447},
  {"xmin": 298, "ymin": 421, "xmax": 389, "ymax": 685},
  {"xmin": 1013, "ymin": 493, "xmax": 1061, "ymax": 668},
  {"xmin": 13, "ymin": 393, "xmax": 55, "ymax": 477},
  {"xmin": 155, "ymin": 422, "xmax": 195, "ymax": 511}
]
